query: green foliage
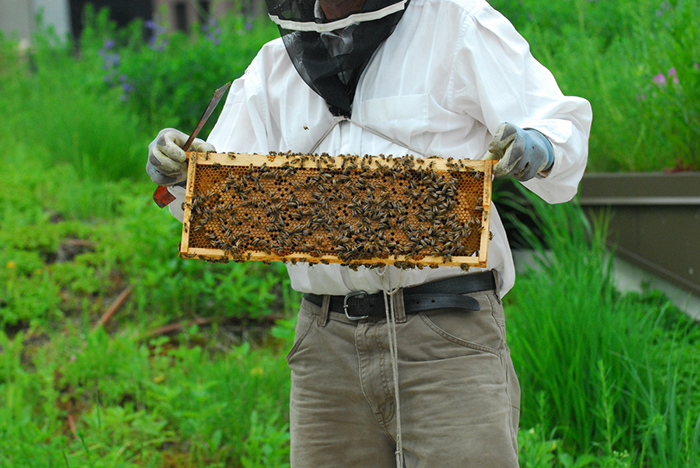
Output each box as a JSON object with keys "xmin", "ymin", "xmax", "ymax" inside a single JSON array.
[
  {"xmin": 503, "ymin": 187, "xmax": 700, "ymax": 465},
  {"xmin": 241, "ymin": 411, "xmax": 291, "ymax": 468},
  {"xmin": 0, "ymin": 37, "xmax": 148, "ymax": 183},
  {"xmin": 0, "ymin": 140, "xmax": 299, "ymax": 329},
  {"xmin": 79, "ymin": 7, "xmax": 278, "ymax": 136},
  {"xmin": 0, "ymin": 327, "xmax": 292, "ymax": 467},
  {"xmin": 0, "ymin": 5, "xmax": 278, "ymax": 199},
  {"xmin": 490, "ymin": 0, "xmax": 700, "ymax": 171}
]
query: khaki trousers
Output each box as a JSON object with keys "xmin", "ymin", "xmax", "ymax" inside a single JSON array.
[{"xmin": 287, "ymin": 288, "xmax": 520, "ymax": 468}]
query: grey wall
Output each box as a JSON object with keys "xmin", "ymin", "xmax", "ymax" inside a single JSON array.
[{"xmin": 0, "ymin": 0, "xmax": 71, "ymax": 44}]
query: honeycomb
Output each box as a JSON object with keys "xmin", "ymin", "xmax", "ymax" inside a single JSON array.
[{"xmin": 180, "ymin": 152, "xmax": 493, "ymax": 269}]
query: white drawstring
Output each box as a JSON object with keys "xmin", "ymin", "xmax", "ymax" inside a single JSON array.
[
  {"xmin": 383, "ymin": 286, "xmax": 404, "ymax": 468},
  {"xmin": 309, "ymin": 115, "xmax": 427, "ymax": 158},
  {"xmin": 309, "ymin": 115, "xmax": 347, "ymax": 154},
  {"xmin": 378, "ymin": 268, "xmax": 405, "ymax": 468}
]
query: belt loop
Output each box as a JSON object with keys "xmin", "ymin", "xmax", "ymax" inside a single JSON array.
[
  {"xmin": 318, "ymin": 295, "xmax": 331, "ymax": 327},
  {"xmin": 491, "ymin": 270, "xmax": 502, "ymax": 304},
  {"xmin": 393, "ymin": 289, "xmax": 407, "ymax": 323}
]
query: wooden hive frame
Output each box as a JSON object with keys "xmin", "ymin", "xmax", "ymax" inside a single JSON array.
[{"xmin": 180, "ymin": 152, "xmax": 494, "ymax": 270}]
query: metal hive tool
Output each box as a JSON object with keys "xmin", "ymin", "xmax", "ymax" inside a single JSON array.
[{"xmin": 180, "ymin": 152, "xmax": 494, "ymax": 270}]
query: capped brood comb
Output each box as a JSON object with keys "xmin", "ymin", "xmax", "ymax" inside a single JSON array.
[{"xmin": 180, "ymin": 152, "xmax": 493, "ymax": 270}]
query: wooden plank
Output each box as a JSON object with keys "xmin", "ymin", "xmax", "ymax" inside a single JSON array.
[
  {"xmin": 179, "ymin": 153, "xmax": 198, "ymax": 253},
  {"xmin": 181, "ymin": 247, "xmax": 484, "ymax": 268},
  {"xmin": 197, "ymin": 151, "xmax": 488, "ymax": 171},
  {"xmin": 478, "ymin": 160, "xmax": 493, "ymax": 265}
]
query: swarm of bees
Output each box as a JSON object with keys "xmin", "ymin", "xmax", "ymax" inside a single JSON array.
[{"xmin": 180, "ymin": 152, "xmax": 492, "ymax": 270}]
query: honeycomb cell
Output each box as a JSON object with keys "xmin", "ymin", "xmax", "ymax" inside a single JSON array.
[{"xmin": 180, "ymin": 152, "xmax": 493, "ymax": 269}]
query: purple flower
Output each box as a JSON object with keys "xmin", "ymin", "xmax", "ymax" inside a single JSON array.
[
  {"xmin": 656, "ymin": 1, "xmax": 671, "ymax": 16},
  {"xmin": 667, "ymin": 67, "xmax": 679, "ymax": 85},
  {"xmin": 653, "ymin": 73, "xmax": 667, "ymax": 87},
  {"xmin": 149, "ymin": 38, "xmax": 169, "ymax": 52},
  {"xmin": 202, "ymin": 18, "xmax": 222, "ymax": 45},
  {"xmin": 118, "ymin": 74, "xmax": 135, "ymax": 100},
  {"xmin": 146, "ymin": 20, "xmax": 167, "ymax": 35},
  {"xmin": 98, "ymin": 42, "xmax": 120, "ymax": 84},
  {"xmin": 146, "ymin": 20, "xmax": 169, "ymax": 51}
]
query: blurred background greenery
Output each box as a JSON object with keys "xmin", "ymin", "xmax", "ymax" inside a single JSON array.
[{"xmin": 0, "ymin": 0, "xmax": 698, "ymax": 466}]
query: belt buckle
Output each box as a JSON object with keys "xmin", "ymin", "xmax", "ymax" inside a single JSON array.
[{"xmin": 343, "ymin": 291, "xmax": 370, "ymax": 321}]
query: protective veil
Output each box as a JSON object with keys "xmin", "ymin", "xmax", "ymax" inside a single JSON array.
[{"xmin": 265, "ymin": 0, "xmax": 409, "ymax": 116}]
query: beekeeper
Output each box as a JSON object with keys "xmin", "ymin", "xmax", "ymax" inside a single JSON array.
[{"xmin": 146, "ymin": 0, "xmax": 592, "ymax": 466}]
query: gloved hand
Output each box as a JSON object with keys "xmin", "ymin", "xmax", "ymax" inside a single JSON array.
[
  {"xmin": 483, "ymin": 123, "xmax": 554, "ymax": 181},
  {"xmin": 146, "ymin": 128, "xmax": 216, "ymax": 186}
]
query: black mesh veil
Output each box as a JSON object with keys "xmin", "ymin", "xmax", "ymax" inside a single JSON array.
[{"xmin": 266, "ymin": 0, "xmax": 409, "ymax": 116}]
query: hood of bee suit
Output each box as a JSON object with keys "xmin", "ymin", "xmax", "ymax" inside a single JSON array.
[{"xmin": 266, "ymin": 0, "xmax": 410, "ymax": 117}]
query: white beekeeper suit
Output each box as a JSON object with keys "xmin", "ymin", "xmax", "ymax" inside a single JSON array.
[
  {"xmin": 156, "ymin": 0, "xmax": 592, "ymax": 466},
  {"xmin": 167, "ymin": 0, "xmax": 591, "ymax": 299}
]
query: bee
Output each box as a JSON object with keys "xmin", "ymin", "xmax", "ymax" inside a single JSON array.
[{"xmin": 303, "ymin": 125, "xmax": 309, "ymax": 130}]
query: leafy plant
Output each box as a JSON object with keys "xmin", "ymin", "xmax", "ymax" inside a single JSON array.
[
  {"xmin": 502, "ymin": 186, "xmax": 700, "ymax": 465},
  {"xmin": 79, "ymin": 7, "xmax": 278, "ymax": 136},
  {"xmin": 490, "ymin": 0, "xmax": 700, "ymax": 171}
]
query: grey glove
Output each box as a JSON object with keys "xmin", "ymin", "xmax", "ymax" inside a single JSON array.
[
  {"xmin": 146, "ymin": 128, "xmax": 216, "ymax": 186},
  {"xmin": 484, "ymin": 123, "xmax": 554, "ymax": 181}
]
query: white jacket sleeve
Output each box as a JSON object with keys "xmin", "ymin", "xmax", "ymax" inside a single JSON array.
[{"xmin": 450, "ymin": 4, "xmax": 592, "ymax": 204}]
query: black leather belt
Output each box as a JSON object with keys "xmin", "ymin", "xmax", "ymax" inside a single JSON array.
[{"xmin": 303, "ymin": 271, "xmax": 496, "ymax": 320}]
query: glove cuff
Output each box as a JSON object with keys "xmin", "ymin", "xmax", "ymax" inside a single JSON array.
[{"xmin": 524, "ymin": 128, "xmax": 554, "ymax": 176}]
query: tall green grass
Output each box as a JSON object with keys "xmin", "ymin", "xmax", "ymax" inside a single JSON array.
[
  {"xmin": 0, "ymin": 7, "xmax": 279, "ymax": 220},
  {"xmin": 0, "ymin": 31, "xmax": 147, "ymax": 185},
  {"xmin": 502, "ymin": 188, "xmax": 700, "ymax": 465},
  {"xmin": 0, "ymin": 13, "xmax": 291, "ymax": 329},
  {"xmin": 490, "ymin": 0, "xmax": 700, "ymax": 171}
]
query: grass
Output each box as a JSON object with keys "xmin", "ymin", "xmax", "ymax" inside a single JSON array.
[
  {"xmin": 1, "ymin": 3, "xmax": 699, "ymax": 467},
  {"xmin": 490, "ymin": 0, "xmax": 700, "ymax": 171},
  {"xmin": 0, "ymin": 327, "xmax": 292, "ymax": 467},
  {"xmin": 501, "ymin": 188, "xmax": 700, "ymax": 466}
]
